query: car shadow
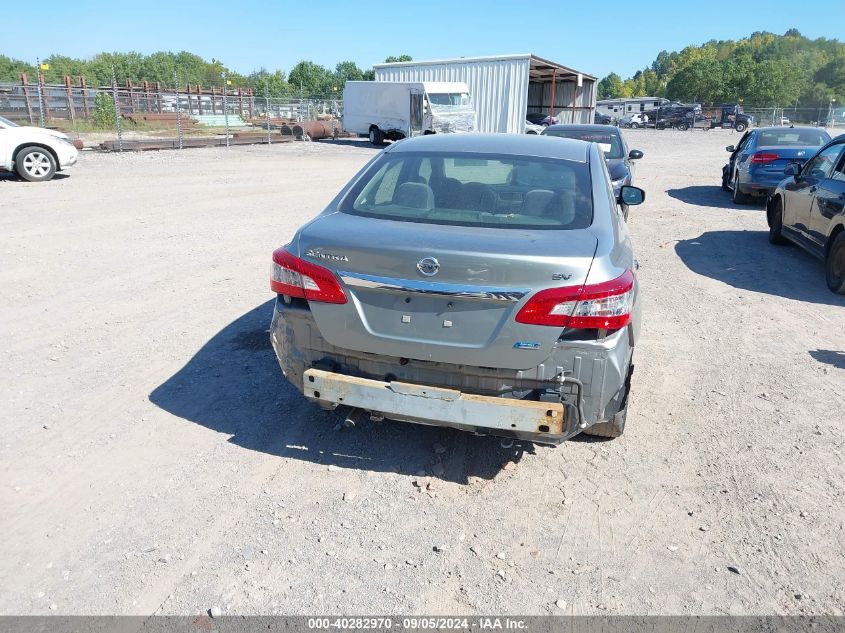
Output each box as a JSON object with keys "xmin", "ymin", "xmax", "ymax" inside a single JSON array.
[
  {"xmin": 809, "ymin": 349, "xmax": 845, "ymax": 370},
  {"xmin": 149, "ymin": 299, "xmax": 533, "ymax": 485},
  {"xmin": 675, "ymin": 230, "xmax": 845, "ymax": 306},
  {"xmin": 666, "ymin": 185, "xmax": 765, "ymax": 210},
  {"xmin": 0, "ymin": 172, "xmax": 70, "ymax": 183}
]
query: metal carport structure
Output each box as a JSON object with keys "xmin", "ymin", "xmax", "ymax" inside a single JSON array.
[{"xmin": 373, "ymin": 54, "xmax": 596, "ymax": 134}]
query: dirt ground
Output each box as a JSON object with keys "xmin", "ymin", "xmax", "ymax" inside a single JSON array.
[{"xmin": 1, "ymin": 129, "xmax": 843, "ymax": 617}]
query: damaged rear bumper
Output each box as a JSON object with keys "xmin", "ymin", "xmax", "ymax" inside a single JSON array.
[
  {"xmin": 270, "ymin": 298, "xmax": 633, "ymax": 444},
  {"xmin": 303, "ymin": 368, "xmax": 570, "ymax": 443}
]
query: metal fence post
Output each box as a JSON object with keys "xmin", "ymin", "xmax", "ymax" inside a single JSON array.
[
  {"xmin": 35, "ymin": 58, "xmax": 45, "ymax": 128},
  {"xmin": 223, "ymin": 72, "xmax": 230, "ymax": 149},
  {"xmin": 265, "ymin": 83, "xmax": 271, "ymax": 145},
  {"xmin": 174, "ymin": 71, "xmax": 183, "ymax": 150},
  {"xmin": 111, "ymin": 65, "xmax": 123, "ymax": 152}
]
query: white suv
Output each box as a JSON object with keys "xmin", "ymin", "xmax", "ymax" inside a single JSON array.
[{"xmin": 0, "ymin": 115, "xmax": 79, "ymax": 182}]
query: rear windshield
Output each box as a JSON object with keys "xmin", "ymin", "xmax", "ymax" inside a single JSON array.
[
  {"xmin": 340, "ymin": 151, "xmax": 593, "ymax": 229},
  {"xmin": 543, "ymin": 129, "xmax": 623, "ymax": 159},
  {"xmin": 758, "ymin": 129, "xmax": 830, "ymax": 147}
]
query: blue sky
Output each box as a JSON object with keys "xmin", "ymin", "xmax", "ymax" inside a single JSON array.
[{"xmin": 5, "ymin": 0, "xmax": 844, "ymax": 79}]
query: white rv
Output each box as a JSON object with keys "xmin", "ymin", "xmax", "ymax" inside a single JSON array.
[{"xmin": 343, "ymin": 81, "xmax": 476, "ymax": 145}]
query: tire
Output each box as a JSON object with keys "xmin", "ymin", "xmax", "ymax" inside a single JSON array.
[
  {"xmin": 582, "ymin": 409, "xmax": 626, "ymax": 439},
  {"xmin": 15, "ymin": 146, "xmax": 56, "ymax": 182},
  {"xmin": 630, "ymin": 122, "xmax": 639, "ymax": 129},
  {"xmin": 768, "ymin": 197, "xmax": 788, "ymax": 245},
  {"xmin": 732, "ymin": 173, "xmax": 752, "ymax": 204},
  {"xmin": 721, "ymin": 167, "xmax": 730, "ymax": 191},
  {"xmin": 735, "ymin": 122, "xmax": 747, "ymax": 132},
  {"xmin": 825, "ymin": 232, "xmax": 845, "ymax": 294},
  {"xmin": 676, "ymin": 122, "xmax": 689, "ymax": 131},
  {"xmin": 368, "ymin": 127, "xmax": 383, "ymax": 146}
]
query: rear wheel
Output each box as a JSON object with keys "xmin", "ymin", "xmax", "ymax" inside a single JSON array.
[
  {"xmin": 735, "ymin": 122, "xmax": 747, "ymax": 132},
  {"xmin": 582, "ymin": 409, "xmax": 626, "ymax": 439},
  {"xmin": 676, "ymin": 122, "xmax": 689, "ymax": 131},
  {"xmin": 768, "ymin": 197, "xmax": 788, "ymax": 245},
  {"xmin": 368, "ymin": 127, "xmax": 383, "ymax": 146},
  {"xmin": 732, "ymin": 173, "xmax": 752, "ymax": 204},
  {"xmin": 630, "ymin": 122, "xmax": 639, "ymax": 129},
  {"xmin": 15, "ymin": 146, "xmax": 56, "ymax": 182},
  {"xmin": 825, "ymin": 232, "xmax": 845, "ymax": 294}
]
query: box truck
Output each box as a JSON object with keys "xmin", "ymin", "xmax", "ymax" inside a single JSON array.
[{"xmin": 343, "ymin": 81, "xmax": 476, "ymax": 145}]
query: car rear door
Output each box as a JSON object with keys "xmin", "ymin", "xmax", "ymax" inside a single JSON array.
[
  {"xmin": 730, "ymin": 131, "xmax": 752, "ymax": 180},
  {"xmin": 783, "ymin": 143, "xmax": 844, "ymax": 248},
  {"xmin": 809, "ymin": 141, "xmax": 845, "ymax": 248}
]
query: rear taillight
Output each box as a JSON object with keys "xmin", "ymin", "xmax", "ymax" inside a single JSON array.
[
  {"xmin": 271, "ymin": 248, "xmax": 347, "ymax": 304},
  {"xmin": 515, "ymin": 270, "xmax": 635, "ymax": 330},
  {"xmin": 751, "ymin": 152, "xmax": 780, "ymax": 164}
]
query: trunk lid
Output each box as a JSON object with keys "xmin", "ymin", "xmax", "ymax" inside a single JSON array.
[
  {"xmin": 298, "ymin": 212, "xmax": 598, "ymax": 370},
  {"xmin": 753, "ymin": 145, "xmax": 819, "ymax": 173}
]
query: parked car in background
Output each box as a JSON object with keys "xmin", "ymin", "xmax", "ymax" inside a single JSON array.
[
  {"xmin": 0, "ymin": 115, "xmax": 79, "ymax": 182},
  {"xmin": 722, "ymin": 126, "xmax": 832, "ymax": 204},
  {"xmin": 594, "ymin": 112, "xmax": 616, "ymax": 125},
  {"xmin": 526, "ymin": 112, "xmax": 547, "ymax": 126},
  {"xmin": 767, "ymin": 134, "xmax": 845, "ymax": 294},
  {"xmin": 777, "ymin": 116, "xmax": 791, "ymax": 126},
  {"xmin": 620, "ymin": 113, "xmax": 648, "ymax": 129},
  {"xmin": 270, "ymin": 134, "xmax": 645, "ymax": 443},
  {"xmin": 524, "ymin": 120, "xmax": 544, "ymax": 134},
  {"xmin": 542, "ymin": 124, "xmax": 643, "ymax": 219}
]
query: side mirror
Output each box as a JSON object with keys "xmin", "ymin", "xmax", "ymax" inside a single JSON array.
[
  {"xmin": 619, "ymin": 185, "xmax": 645, "ymax": 206},
  {"xmin": 726, "ymin": 145, "xmax": 736, "ymax": 152},
  {"xmin": 628, "ymin": 149, "xmax": 643, "ymax": 160},
  {"xmin": 784, "ymin": 162, "xmax": 800, "ymax": 177}
]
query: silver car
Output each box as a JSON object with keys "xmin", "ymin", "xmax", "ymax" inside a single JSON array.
[{"xmin": 270, "ymin": 134, "xmax": 645, "ymax": 444}]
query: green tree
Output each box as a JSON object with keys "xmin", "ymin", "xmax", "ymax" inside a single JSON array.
[
  {"xmin": 384, "ymin": 55, "xmax": 412, "ymax": 63},
  {"xmin": 249, "ymin": 68, "xmax": 290, "ymax": 98},
  {"xmin": 288, "ymin": 60, "xmax": 332, "ymax": 97},
  {"xmin": 666, "ymin": 58, "xmax": 723, "ymax": 102},
  {"xmin": 0, "ymin": 54, "xmax": 34, "ymax": 82},
  {"xmin": 92, "ymin": 92, "xmax": 116, "ymax": 128},
  {"xmin": 597, "ymin": 72, "xmax": 625, "ymax": 99}
]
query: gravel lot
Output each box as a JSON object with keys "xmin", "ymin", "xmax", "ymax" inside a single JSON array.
[{"xmin": 1, "ymin": 130, "xmax": 843, "ymax": 616}]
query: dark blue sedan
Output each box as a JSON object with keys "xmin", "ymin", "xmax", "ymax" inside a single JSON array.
[{"xmin": 722, "ymin": 127, "xmax": 831, "ymax": 204}]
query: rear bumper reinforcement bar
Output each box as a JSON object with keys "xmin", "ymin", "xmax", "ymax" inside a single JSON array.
[{"xmin": 303, "ymin": 368, "xmax": 567, "ymax": 440}]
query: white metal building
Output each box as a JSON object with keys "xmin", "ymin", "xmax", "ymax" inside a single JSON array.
[{"xmin": 373, "ymin": 54, "xmax": 597, "ymax": 134}]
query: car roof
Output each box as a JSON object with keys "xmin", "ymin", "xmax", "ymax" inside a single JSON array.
[
  {"xmin": 387, "ymin": 133, "xmax": 589, "ymax": 162},
  {"xmin": 544, "ymin": 124, "xmax": 620, "ymax": 134},
  {"xmin": 754, "ymin": 126, "xmax": 825, "ymax": 133}
]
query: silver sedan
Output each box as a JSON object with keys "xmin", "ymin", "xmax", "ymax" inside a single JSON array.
[{"xmin": 270, "ymin": 134, "xmax": 645, "ymax": 444}]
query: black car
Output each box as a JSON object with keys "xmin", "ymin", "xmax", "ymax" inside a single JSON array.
[
  {"xmin": 767, "ymin": 134, "xmax": 845, "ymax": 293},
  {"xmin": 542, "ymin": 124, "xmax": 643, "ymax": 218},
  {"xmin": 526, "ymin": 112, "xmax": 548, "ymax": 126},
  {"xmin": 594, "ymin": 112, "xmax": 615, "ymax": 125}
]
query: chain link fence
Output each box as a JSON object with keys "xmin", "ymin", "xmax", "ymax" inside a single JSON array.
[
  {"xmin": 0, "ymin": 78, "xmax": 345, "ymax": 150},
  {"xmin": 739, "ymin": 106, "xmax": 843, "ymax": 128}
]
